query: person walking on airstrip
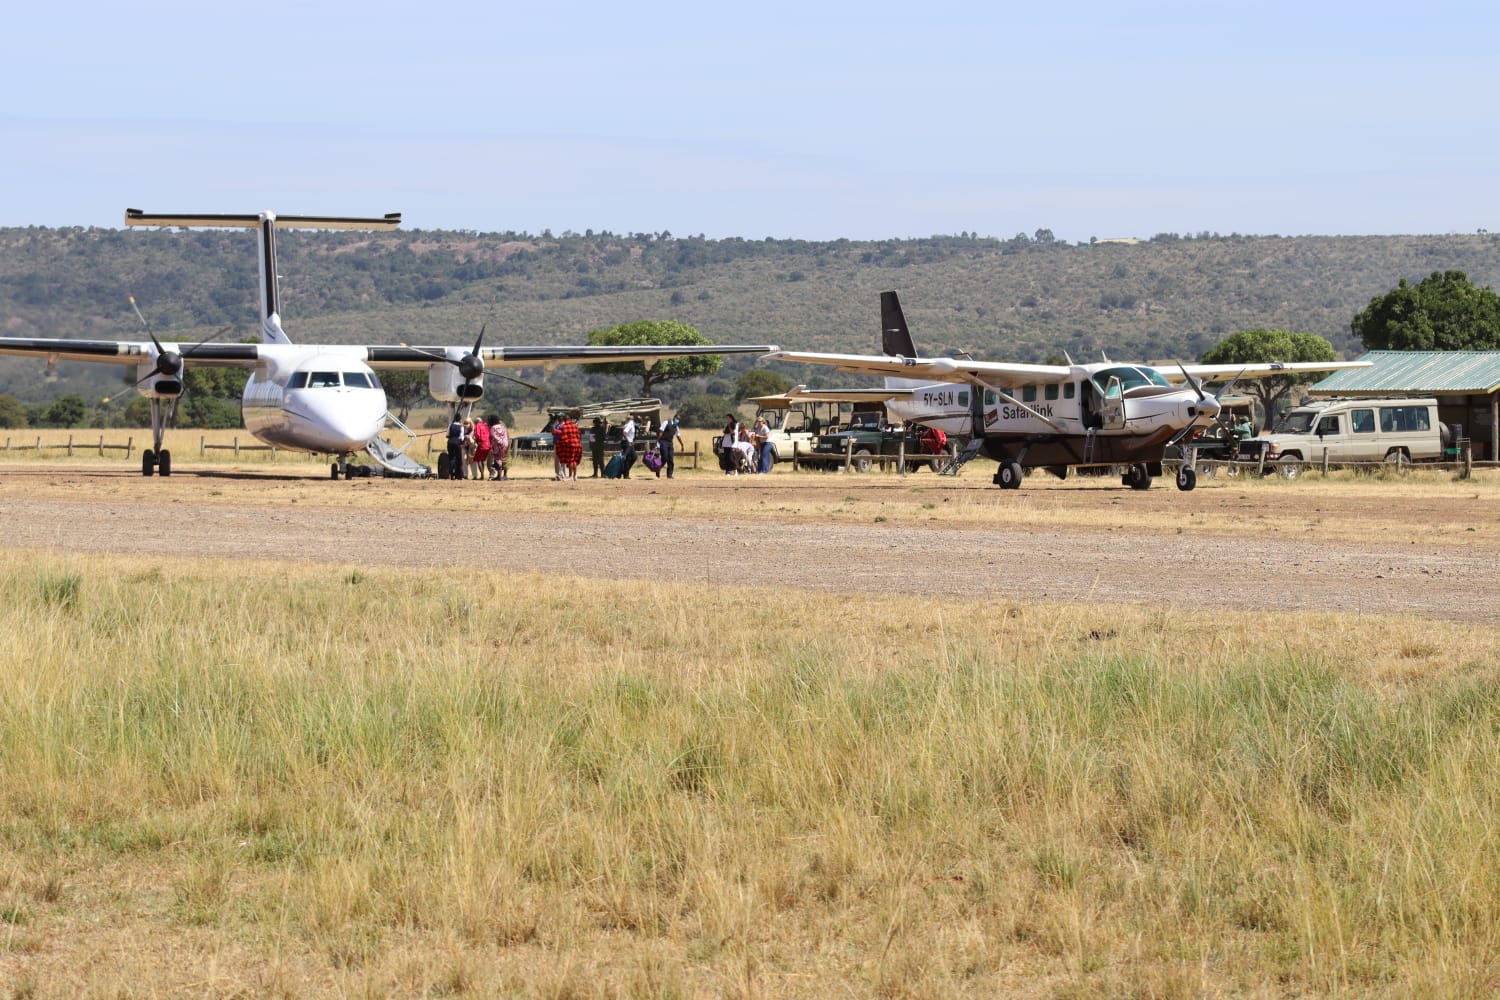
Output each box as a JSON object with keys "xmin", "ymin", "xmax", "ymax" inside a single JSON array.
[{"xmin": 553, "ymin": 408, "xmax": 583, "ymax": 481}]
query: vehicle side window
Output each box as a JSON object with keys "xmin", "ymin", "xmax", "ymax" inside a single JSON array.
[
  {"xmin": 1316, "ymin": 415, "xmax": 1340, "ymax": 436},
  {"xmin": 1350, "ymin": 409, "xmax": 1374, "ymax": 433},
  {"xmin": 1044, "ymin": 384, "xmax": 1059, "ymax": 401},
  {"xmin": 1380, "ymin": 405, "xmax": 1430, "ymax": 432}
]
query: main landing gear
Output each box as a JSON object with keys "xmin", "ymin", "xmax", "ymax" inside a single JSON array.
[
  {"xmin": 142, "ymin": 397, "xmax": 178, "ymax": 477},
  {"xmin": 330, "ymin": 454, "xmax": 372, "ymax": 480}
]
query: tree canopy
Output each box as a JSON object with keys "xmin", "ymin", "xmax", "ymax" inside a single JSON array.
[
  {"xmin": 1200, "ymin": 329, "xmax": 1337, "ymax": 422},
  {"xmin": 1351, "ymin": 270, "xmax": 1500, "ymax": 351},
  {"xmin": 734, "ymin": 369, "xmax": 792, "ymax": 401},
  {"xmin": 585, "ymin": 320, "xmax": 724, "ymax": 397}
]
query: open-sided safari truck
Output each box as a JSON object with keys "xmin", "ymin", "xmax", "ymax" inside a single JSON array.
[{"xmin": 512, "ymin": 398, "xmax": 662, "ymax": 454}]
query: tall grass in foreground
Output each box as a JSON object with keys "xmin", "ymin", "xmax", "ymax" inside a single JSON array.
[{"xmin": 1, "ymin": 553, "xmax": 1499, "ymax": 998}]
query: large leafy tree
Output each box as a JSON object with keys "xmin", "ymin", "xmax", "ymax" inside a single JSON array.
[
  {"xmin": 734, "ymin": 368, "xmax": 792, "ymax": 401},
  {"xmin": 1352, "ymin": 270, "xmax": 1500, "ymax": 350},
  {"xmin": 1200, "ymin": 329, "xmax": 1337, "ymax": 423},
  {"xmin": 585, "ymin": 320, "xmax": 724, "ymax": 398}
]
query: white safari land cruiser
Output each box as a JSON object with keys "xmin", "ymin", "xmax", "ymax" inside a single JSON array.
[{"xmin": 1258, "ymin": 397, "xmax": 1446, "ymax": 476}]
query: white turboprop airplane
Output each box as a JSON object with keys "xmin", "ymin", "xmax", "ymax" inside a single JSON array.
[
  {"xmin": 0, "ymin": 210, "xmax": 777, "ymax": 479},
  {"xmin": 767, "ymin": 291, "xmax": 1370, "ymax": 491}
]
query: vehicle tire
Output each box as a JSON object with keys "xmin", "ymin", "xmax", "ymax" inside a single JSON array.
[
  {"xmin": 853, "ymin": 448, "xmax": 873, "ymax": 473},
  {"xmin": 1175, "ymin": 465, "xmax": 1197, "ymax": 491},
  {"xmin": 158, "ymin": 450, "xmax": 171, "ymax": 477},
  {"xmin": 996, "ymin": 461, "xmax": 1023, "ymax": 489},
  {"xmin": 1384, "ymin": 449, "xmax": 1410, "ymax": 473},
  {"xmin": 1278, "ymin": 455, "xmax": 1303, "ymax": 479},
  {"xmin": 142, "ymin": 449, "xmax": 156, "ymax": 477}
]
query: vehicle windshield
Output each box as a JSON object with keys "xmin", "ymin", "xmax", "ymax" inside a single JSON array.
[{"xmin": 1274, "ymin": 410, "xmax": 1317, "ymax": 434}]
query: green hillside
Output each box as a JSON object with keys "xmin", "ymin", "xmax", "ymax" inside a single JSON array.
[{"xmin": 4, "ymin": 225, "xmax": 1500, "ymax": 406}]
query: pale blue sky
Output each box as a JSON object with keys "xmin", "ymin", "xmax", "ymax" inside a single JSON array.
[{"xmin": 4, "ymin": 0, "xmax": 1497, "ymax": 241}]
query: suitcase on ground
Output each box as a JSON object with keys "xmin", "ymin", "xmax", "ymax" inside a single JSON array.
[{"xmin": 604, "ymin": 454, "xmax": 626, "ymax": 479}]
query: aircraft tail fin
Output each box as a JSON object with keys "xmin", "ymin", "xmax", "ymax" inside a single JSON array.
[
  {"xmin": 123, "ymin": 209, "xmax": 401, "ymax": 345},
  {"xmin": 880, "ymin": 291, "xmax": 917, "ymax": 358}
]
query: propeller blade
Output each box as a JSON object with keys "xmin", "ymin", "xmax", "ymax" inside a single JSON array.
[{"xmin": 1178, "ymin": 363, "xmax": 1206, "ymax": 401}]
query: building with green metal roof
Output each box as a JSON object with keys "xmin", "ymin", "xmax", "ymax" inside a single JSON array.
[{"xmin": 1310, "ymin": 350, "xmax": 1500, "ymax": 460}]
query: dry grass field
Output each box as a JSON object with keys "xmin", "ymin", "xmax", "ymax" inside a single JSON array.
[{"xmin": 2, "ymin": 438, "xmax": 1499, "ymax": 998}]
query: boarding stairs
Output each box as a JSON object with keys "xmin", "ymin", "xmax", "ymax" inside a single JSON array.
[
  {"xmin": 938, "ymin": 437, "xmax": 987, "ymax": 476},
  {"xmin": 364, "ymin": 413, "xmax": 433, "ymax": 478}
]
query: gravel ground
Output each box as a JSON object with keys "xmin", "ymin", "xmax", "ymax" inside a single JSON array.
[{"xmin": 2, "ymin": 464, "xmax": 1496, "ymax": 622}]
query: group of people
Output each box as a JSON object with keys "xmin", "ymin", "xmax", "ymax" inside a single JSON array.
[
  {"xmin": 453, "ymin": 409, "xmax": 683, "ymax": 482},
  {"xmin": 445, "ymin": 414, "xmax": 511, "ymax": 481},
  {"xmin": 718, "ymin": 413, "xmax": 776, "ymax": 475}
]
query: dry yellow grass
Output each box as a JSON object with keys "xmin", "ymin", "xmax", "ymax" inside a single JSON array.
[{"xmin": 2, "ymin": 550, "xmax": 1500, "ymax": 997}]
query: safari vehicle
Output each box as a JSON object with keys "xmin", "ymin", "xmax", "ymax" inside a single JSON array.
[
  {"xmin": 746, "ymin": 394, "xmax": 851, "ymax": 464},
  {"xmin": 1257, "ymin": 397, "xmax": 1446, "ymax": 476},
  {"xmin": 512, "ymin": 398, "xmax": 661, "ymax": 454},
  {"xmin": 1170, "ymin": 395, "xmax": 1261, "ymax": 466},
  {"xmin": 803, "ymin": 404, "xmax": 951, "ymax": 473}
]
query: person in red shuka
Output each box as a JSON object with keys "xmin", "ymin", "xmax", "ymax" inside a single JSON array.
[{"xmin": 553, "ymin": 408, "xmax": 584, "ymax": 481}]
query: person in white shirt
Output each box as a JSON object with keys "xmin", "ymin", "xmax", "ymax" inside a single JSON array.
[{"xmin": 619, "ymin": 415, "xmax": 638, "ymax": 479}]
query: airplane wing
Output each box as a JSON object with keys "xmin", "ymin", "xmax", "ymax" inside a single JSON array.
[
  {"xmin": 0, "ymin": 338, "xmax": 778, "ymax": 370},
  {"xmin": 0, "ymin": 338, "xmax": 261, "ymax": 367},
  {"xmin": 1162, "ymin": 360, "xmax": 1373, "ymax": 383},
  {"xmin": 784, "ymin": 385, "xmax": 914, "ymax": 403},
  {"xmin": 765, "ymin": 351, "xmax": 1072, "ymax": 384},
  {"xmin": 366, "ymin": 344, "xmax": 778, "ymax": 369}
]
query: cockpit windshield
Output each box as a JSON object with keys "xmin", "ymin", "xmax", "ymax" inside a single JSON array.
[
  {"xmin": 287, "ymin": 370, "xmax": 381, "ymax": 389},
  {"xmin": 1092, "ymin": 366, "xmax": 1171, "ymax": 397}
]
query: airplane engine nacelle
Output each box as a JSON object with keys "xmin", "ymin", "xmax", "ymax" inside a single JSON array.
[
  {"xmin": 137, "ymin": 362, "xmax": 183, "ymax": 400},
  {"xmin": 428, "ymin": 363, "xmax": 483, "ymax": 403}
]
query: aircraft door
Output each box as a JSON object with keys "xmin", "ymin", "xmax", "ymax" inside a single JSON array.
[
  {"xmin": 970, "ymin": 386, "xmax": 988, "ymax": 437},
  {"xmin": 1100, "ymin": 376, "xmax": 1126, "ymax": 430}
]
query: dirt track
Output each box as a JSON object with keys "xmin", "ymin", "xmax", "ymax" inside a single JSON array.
[{"xmin": 2, "ymin": 463, "xmax": 1496, "ymax": 623}]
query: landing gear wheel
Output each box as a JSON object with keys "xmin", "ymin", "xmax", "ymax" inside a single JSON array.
[
  {"xmin": 330, "ymin": 462, "xmax": 340, "ymax": 480},
  {"xmin": 995, "ymin": 461, "xmax": 1024, "ymax": 489},
  {"xmin": 158, "ymin": 450, "xmax": 171, "ymax": 477},
  {"xmin": 1175, "ymin": 465, "xmax": 1197, "ymax": 491},
  {"xmin": 142, "ymin": 449, "xmax": 156, "ymax": 477},
  {"xmin": 1124, "ymin": 463, "xmax": 1153, "ymax": 491}
]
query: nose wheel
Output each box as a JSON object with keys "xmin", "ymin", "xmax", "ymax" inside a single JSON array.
[{"xmin": 1175, "ymin": 465, "xmax": 1197, "ymax": 491}]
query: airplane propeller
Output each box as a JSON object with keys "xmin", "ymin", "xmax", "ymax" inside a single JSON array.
[
  {"xmin": 104, "ymin": 298, "xmax": 234, "ymax": 405},
  {"xmin": 400, "ymin": 323, "xmax": 542, "ymax": 392}
]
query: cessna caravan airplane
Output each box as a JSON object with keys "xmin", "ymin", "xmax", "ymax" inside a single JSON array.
[
  {"xmin": 767, "ymin": 291, "xmax": 1369, "ymax": 491},
  {"xmin": 0, "ymin": 210, "xmax": 776, "ymax": 478}
]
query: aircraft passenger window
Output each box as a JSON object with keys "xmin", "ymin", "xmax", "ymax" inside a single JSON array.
[
  {"xmin": 984, "ymin": 391, "xmax": 996, "ymax": 405},
  {"xmin": 288, "ymin": 371, "xmax": 309, "ymax": 389},
  {"xmin": 1044, "ymin": 384, "xmax": 1059, "ymax": 401},
  {"xmin": 958, "ymin": 391, "xmax": 969, "ymax": 406},
  {"xmin": 1022, "ymin": 386, "xmax": 1037, "ymax": 403},
  {"xmin": 1351, "ymin": 409, "xmax": 1374, "ymax": 433},
  {"xmin": 308, "ymin": 372, "xmax": 341, "ymax": 388},
  {"xmin": 1063, "ymin": 383, "xmax": 1075, "ymax": 399},
  {"xmin": 343, "ymin": 372, "xmax": 372, "ymax": 388}
]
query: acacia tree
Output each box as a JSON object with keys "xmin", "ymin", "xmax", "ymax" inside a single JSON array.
[
  {"xmin": 1200, "ymin": 329, "xmax": 1337, "ymax": 423},
  {"xmin": 1351, "ymin": 270, "xmax": 1500, "ymax": 350},
  {"xmin": 585, "ymin": 320, "xmax": 724, "ymax": 397}
]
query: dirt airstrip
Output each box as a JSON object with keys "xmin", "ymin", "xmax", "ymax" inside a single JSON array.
[{"xmin": 1, "ymin": 462, "xmax": 1496, "ymax": 623}]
